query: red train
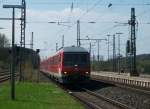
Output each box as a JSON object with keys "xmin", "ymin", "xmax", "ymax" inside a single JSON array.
[{"xmin": 40, "ymin": 46, "xmax": 91, "ymax": 84}]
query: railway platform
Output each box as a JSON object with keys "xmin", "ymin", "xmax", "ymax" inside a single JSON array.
[{"xmin": 91, "ymin": 71, "xmax": 150, "ymax": 89}]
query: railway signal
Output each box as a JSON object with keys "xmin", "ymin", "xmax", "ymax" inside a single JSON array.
[
  {"xmin": 36, "ymin": 49, "xmax": 40, "ymax": 54},
  {"xmin": 126, "ymin": 40, "xmax": 131, "ymax": 54}
]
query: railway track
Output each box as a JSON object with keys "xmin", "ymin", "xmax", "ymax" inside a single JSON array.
[
  {"xmin": 115, "ymin": 84, "xmax": 150, "ymax": 96},
  {"xmin": 68, "ymin": 85, "xmax": 135, "ymax": 109},
  {"xmin": 0, "ymin": 71, "xmax": 18, "ymax": 83},
  {"xmin": 0, "ymin": 71, "xmax": 9, "ymax": 76},
  {"xmin": 41, "ymin": 71, "xmax": 135, "ymax": 109}
]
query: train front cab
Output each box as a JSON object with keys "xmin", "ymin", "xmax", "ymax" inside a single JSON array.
[{"xmin": 59, "ymin": 51, "xmax": 91, "ymax": 84}]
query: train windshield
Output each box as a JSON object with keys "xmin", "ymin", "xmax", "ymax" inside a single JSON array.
[{"xmin": 64, "ymin": 53, "xmax": 89, "ymax": 66}]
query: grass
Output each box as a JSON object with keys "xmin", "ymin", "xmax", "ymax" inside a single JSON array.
[{"xmin": 0, "ymin": 82, "xmax": 85, "ymax": 109}]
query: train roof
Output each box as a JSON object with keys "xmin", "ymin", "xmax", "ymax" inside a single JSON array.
[{"xmin": 61, "ymin": 46, "xmax": 88, "ymax": 53}]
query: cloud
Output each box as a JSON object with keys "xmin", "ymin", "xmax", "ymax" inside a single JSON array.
[
  {"xmin": 26, "ymin": 8, "xmax": 103, "ymax": 22},
  {"xmin": 26, "ymin": 8, "xmax": 129, "ymax": 23},
  {"xmin": 7, "ymin": 8, "xmax": 131, "ymax": 58},
  {"xmin": 24, "ymin": 8, "xmax": 130, "ymax": 56}
]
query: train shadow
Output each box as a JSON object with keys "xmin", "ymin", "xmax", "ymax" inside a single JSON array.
[{"xmin": 63, "ymin": 80, "xmax": 113, "ymax": 92}]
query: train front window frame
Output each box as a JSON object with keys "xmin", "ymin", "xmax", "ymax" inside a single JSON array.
[{"xmin": 63, "ymin": 52, "xmax": 89, "ymax": 66}]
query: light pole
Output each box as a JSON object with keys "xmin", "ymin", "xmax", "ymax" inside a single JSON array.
[
  {"xmin": 86, "ymin": 35, "xmax": 91, "ymax": 54},
  {"xmin": 3, "ymin": 4, "xmax": 24, "ymax": 100},
  {"xmin": 30, "ymin": 32, "xmax": 34, "ymax": 49},
  {"xmin": 49, "ymin": 21, "xmax": 95, "ymax": 47},
  {"xmin": 90, "ymin": 43, "xmax": 96, "ymax": 61},
  {"xmin": 116, "ymin": 32, "xmax": 123, "ymax": 74},
  {"xmin": 62, "ymin": 35, "xmax": 64, "ymax": 48},
  {"xmin": 0, "ymin": 1, "xmax": 26, "ymax": 82},
  {"xmin": 97, "ymin": 40, "xmax": 100, "ymax": 62},
  {"xmin": 107, "ymin": 34, "xmax": 110, "ymax": 61},
  {"xmin": 77, "ymin": 20, "xmax": 81, "ymax": 47},
  {"xmin": 48, "ymin": 21, "xmax": 70, "ymax": 49},
  {"xmin": 80, "ymin": 38, "xmax": 107, "ymax": 62},
  {"xmin": 113, "ymin": 35, "xmax": 116, "ymax": 72},
  {"xmin": 56, "ymin": 43, "xmax": 58, "ymax": 51},
  {"xmin": 77, "ymin": 21, "xmax": 96, "ymax": 47}
]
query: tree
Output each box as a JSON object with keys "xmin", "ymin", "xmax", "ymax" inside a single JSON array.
[{"xmin": 0, "ymin": 33, "xmax": 10, "ymax": 48}]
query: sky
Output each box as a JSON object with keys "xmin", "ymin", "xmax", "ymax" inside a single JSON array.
[{"xmin": 0, "ymin": 0, "xmax": 150, "ymax": 60}]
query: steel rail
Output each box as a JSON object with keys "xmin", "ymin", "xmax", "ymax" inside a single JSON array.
[
  {"xmin": 81, "ymin": 88, "xmax": 135, "ymax": 109},
  {"xmin": 115, "ymin": 84, "xmax": 150, "ymax": 96},
  {"xmin": 40, "ymin": 71, "xmax": 103, "ymax": 109},
  {"xmin": 41, "ymin": 71, "xmax": 134, "ymax": 109},
  {"xmin": 0, "ymin": 72, "xmax": 10, "ymax": 76},
  {"xmin": 0, "ymin": 73, "xmax": 19, "ymax": 83},
  {"xmin": 70, "ymin": 92, "xmax": 103, "ymax": 109}
]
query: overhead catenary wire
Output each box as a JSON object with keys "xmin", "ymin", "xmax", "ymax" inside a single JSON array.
[
  {"xmin": 66, "ymin": 1, "xmax": 74, "ymax": 23},
  {"xmin": 1, "ymin": 0, "xmax": 150, "ymax": 56},
  {"xmin": 42, "ymin": 0, "xmax": 104, "ymax": 47},
  {"xmin": 76, "ymin": 0, "xmax": 103, "ymax": 20},
  {"xmin": 1, "ymin": 1, "xmax": 150, "ymax": 6}
]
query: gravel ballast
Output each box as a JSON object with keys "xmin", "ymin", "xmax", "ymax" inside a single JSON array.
[{"xmin": 96, "ymin": 86, "xmax": 150, "ymax": 109}]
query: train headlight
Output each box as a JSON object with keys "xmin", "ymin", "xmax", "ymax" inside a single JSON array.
[
  {"xmin": 85, "ymin": 72, "xmax": 89, "ymax": 74},
  {"xmin": 64, "ymin": 72, "xmax": 67, "ymax": 74}
]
